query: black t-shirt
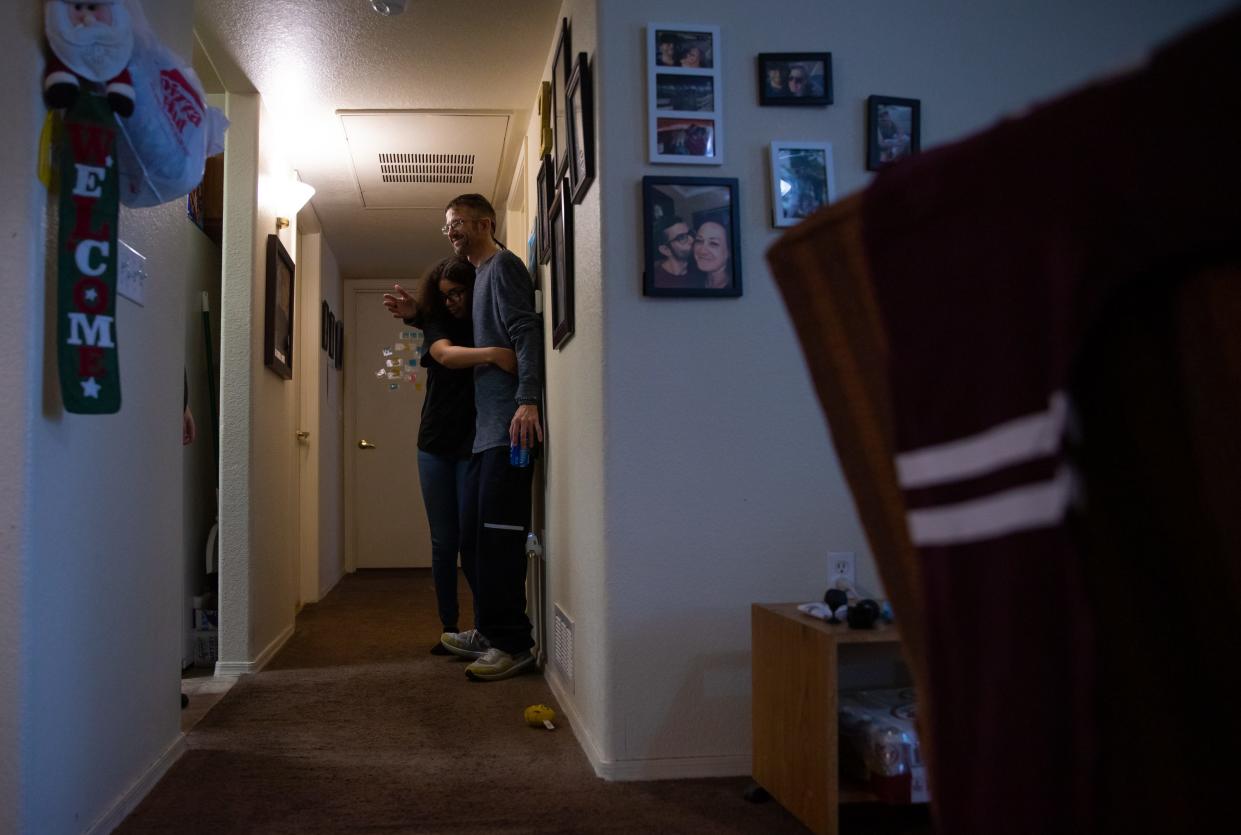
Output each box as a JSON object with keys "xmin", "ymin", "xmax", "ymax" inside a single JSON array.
[{"xmin": 416, "ymin": 314, "xmax": 475, "ymax": 458}]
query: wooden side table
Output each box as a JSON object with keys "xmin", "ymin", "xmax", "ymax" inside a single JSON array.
[{"xmin": 751, "ymin": 602, "xmax": 902, "ymax": 835}]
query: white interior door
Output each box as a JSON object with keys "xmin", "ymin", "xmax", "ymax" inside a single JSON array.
[{"xmin": 346, "ymin": 284, "xmax": 431, "ymax": 568}]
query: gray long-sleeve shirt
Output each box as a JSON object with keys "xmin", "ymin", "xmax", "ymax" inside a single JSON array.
[{"xmin": 472, "ymin": 248, "xmax": 544, "ymax": 453}]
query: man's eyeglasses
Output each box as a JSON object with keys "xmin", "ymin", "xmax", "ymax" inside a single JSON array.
[
  {"xmin": 667, "ymin": 232, "xmax": 693, "ymax": 244},
  {"xmin": 788, "ymin": 75, "xmax": 807, "ymax": 84},
  {"xmin": 443, "ymin": 287, "xmax": 466, "ymax": 302},
  {"xmin": 441, "ymin": 218, "xmax": 476, "ymax": 235}
]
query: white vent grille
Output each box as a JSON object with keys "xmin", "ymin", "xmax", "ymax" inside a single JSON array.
[
  {"xmin": 379, "ymin": 153, "xmax": 475, "ymax": 184},
  {"xmin": 553, "ymin": 604, "xmax": 574, "ymax": 691}
]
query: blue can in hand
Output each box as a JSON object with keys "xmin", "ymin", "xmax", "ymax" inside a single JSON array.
[{"xmin": 509, "ymin": 441, "xmax": 531, "ymax": 468}]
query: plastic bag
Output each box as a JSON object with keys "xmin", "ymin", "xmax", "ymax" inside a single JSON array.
[{"xmin": 114, "ymin": 0, "xmax": 228, "ymax": 208}]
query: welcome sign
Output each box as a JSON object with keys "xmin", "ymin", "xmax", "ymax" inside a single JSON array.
[{"xmin": 57, "ymin": 93, "xmax": 121, "ymax": 414}]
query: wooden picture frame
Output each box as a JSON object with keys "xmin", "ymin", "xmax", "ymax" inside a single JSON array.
[
  {"xmin": 758, "ymin": 52, "xmax": 833, "ymax": 106},
  {"xmin": 566, "ymin": 51, "xmax": 595, "ymax": 204},
  {"xmin": 867, "ymin": 95, "xmax": 921, "ymax": 171},
  {"xmin": 538, "ymin": 80, "xmax": 553, "ymax": 157},
  {"xmin": 647, "ymin": 23, "xmax": 723, "ymax": 165},
  {"xmin": 549, "ymin": 178, "xmax": 575, "ymax": 349},
  {"xmin": 642, "ymin": 176, "xmax": 741, "ymax": 298},
  {"xmin": 551, "ymin": 18, "xmax": 572, "ymax": 177},
  {"xmin": 536, "ymin": 154, "xmax": 554, "ymax": 264},
  {"xmin": 264, "ymin": 234, "xmax": 295, "ymax": 379},
  {"xmin": 769, "ymin": 140, "xmax": 836, "ymax": 227}
]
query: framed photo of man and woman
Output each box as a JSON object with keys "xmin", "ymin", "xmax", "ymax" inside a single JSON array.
[
  {"xmin": 642, "ymin": 176, "xmax": 741, "ymax": 298},
  {"xmin": 647, "ymin": 24, "xmax": 723, "ymax": 165},
  {"xmin": 757, "ymin": 52, "xmax": 832, "ymax": 106}
]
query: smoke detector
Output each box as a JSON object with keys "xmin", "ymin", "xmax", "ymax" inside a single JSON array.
[{"xmin": 370, "ymin": 0, "xmax": 406, "ymax": 15}]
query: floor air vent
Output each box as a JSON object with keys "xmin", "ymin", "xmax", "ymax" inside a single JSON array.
[
  {"xmin": 553, "ymin": 604, "xmax": 574, "ymax": 692},
  {"xmin": 379, "ymin": 153, "xmax": 475, "ymax": 184}
]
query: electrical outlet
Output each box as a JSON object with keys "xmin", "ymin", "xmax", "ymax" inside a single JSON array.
[{"xmin": 828, "ymin": 551, "xmax": 856, "ymax": 586}]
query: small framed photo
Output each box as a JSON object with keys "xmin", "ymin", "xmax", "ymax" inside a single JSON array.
[
  {"xmin": 334, "ymin": 320, "xmax": 344, "ymax": 369},
  {"xmin": 654, "ymin": 117, "xmax": 717, "ymax": 160},
  {"xmin": 536, "ymin": 154, "xmax": 554, "ymax": 263},
  {"xmin": 551, "ymin": 18, "xmax": 572, "ymax": 177},
  {"xmin": 320, "ymin": 300, "xmax": 330, "ymax": 351},
  {"xmin": 326, "ymin": 309, "xmax": 336, "ymax": 359},
  {"xmin": 651, "ymin": 27, "xmax": 715, "ymax": 69},
  {"xmin": 647, "ymin": 23, "xmax": 722, "ymax": 165},
  {"xmin": 655, "ymin": 73, "xmax": 715, "ymax": 112},
  {"xmin": 566, "ymin": 51, "xmax": 595, "ymax": 204},
  {"xmin": 264, "ymin": 234, "xmax": 295, "ymax": 379},
  {"xmin": 642, "ymin": 176, "xmax": 741, "ymax": 298},
  {"xmin": 867, "ymin": 95, "xmax": 921, "ymax": 171},
  {"xmin": 758, "ymin": 53, "xmax": 832, "ymax": 106},
  {"xmin": 769, "ymin": 141, "xmax": 836, "ymax": 227},
  {"xmin": 549, "ymin": 178, "xmax": 575, "ymax": 348}
]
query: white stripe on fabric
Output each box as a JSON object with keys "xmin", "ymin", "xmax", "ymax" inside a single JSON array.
[
  {"xmin": 896, "ymin": 391, "xmax": 1068, "ymax": 489},
  {"xmin": 483, "ymin": 522, "xmax": 524, "ymax": 531},
  {"xmin": 906, "ymin": 466, "xmax": 1073, "ymax": 547}
]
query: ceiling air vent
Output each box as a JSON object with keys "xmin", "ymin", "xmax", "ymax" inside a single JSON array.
[{"xmin": 379, "ymin": 153, "xmax": 476, "ymax": 184}]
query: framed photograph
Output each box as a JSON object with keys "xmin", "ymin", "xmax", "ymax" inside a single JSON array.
[
  {"xmin": 334, "ymin": 320, "xmax": 344, "ymax": 369},
  {"xmin": 642, "ymin": 176, "xmax": 741, "ymax": 298},
  {"xmin": 326, "ymin": 310, "xmax": 336, "ymax": 360},
  {"xmin": 566, "ymin": 52, "xmax": 595, "ymax": 204},
  {"xmin": 536, "ymin": 154, "xmax": 554, "ymax": 263},
  {"xmin": 647, "ymin": 23, "xmax": 722, "ymax": 165},
  {"xmin": 769, "ymin": 141, "xmax": 837, "ymax": 227},
  {"xmin": 551, "ymin": 18, "xmax": 572, "ymax": 177},
  {"xmin": 655, "ymin": 73, "xmax": 714, "ymax": 112},
  {"xmin": 549, "ymin": 178, "xmax": 574, "ymax": 348},
  {"xmin": 651, "ymin": 27, "xmax": 715, "ymax": 69},
  {"xmin": 320, "ymin": 300, "xmax": 330, "ymax": 351},
  {"xmin": 654, "ymin": 117, "xmax": 716, "ymax": 160},
  {"xmin": 264, "ymin": 234, "xmax": 295, "ymax": 379},
  {"xmin": 757, "ymin": 53, "xmax": 832, "ymax": 106},
  {"xmin": 538, "ymin": 80, "xmax": 553, "ymax": 157},
  {"xmin": 867, "ymin": 95, "xmax": 921, "ymax": 171}
]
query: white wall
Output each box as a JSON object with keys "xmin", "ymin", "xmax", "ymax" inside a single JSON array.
[
  {"xmin": 0, "ymin": 3, "xmax": 44, "ymax": 828},
  {"xmin": 216, "ymin": 85, "xmax": 303, "ymax": 668},
  {"xmin": 3, "ymin": 1, "xmax": 207, "ymax": 830},
  {"xmin": 546, "ymin": 0, "xmax": 1237, "ymax": 778}
]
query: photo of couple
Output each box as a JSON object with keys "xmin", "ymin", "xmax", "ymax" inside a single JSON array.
[{"xmin": 643, "ymin": 177, "xmax": 741, "ymax": 297}]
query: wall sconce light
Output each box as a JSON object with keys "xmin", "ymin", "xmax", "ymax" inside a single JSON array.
[{"xmin": 273, "ymin": 179, "xmax": 316, "ymax": 232}]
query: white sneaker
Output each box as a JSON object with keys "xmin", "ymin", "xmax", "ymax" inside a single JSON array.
[
  {"xmin": 439, "ymin": 629, "xmax": 490, "ymax": 660},
  {"xmin": 465, "ymin": 647, "xmax": 536, "ymax": 681}
]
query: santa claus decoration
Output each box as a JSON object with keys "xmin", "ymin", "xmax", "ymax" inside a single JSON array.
[{"xmin": 43, "ymin": 1, "xmax": 136, "ymax": 117}]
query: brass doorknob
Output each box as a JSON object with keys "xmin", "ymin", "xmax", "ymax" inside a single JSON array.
[
  {"xmin": 296, "ymin": 430, "xmax": 310, "ymax": 441},
  {"xmin": 358, "ymin": 439, "xmax": 377, "ymax": 450}
]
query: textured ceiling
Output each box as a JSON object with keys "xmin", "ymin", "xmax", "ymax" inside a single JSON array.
[{"xmin": 194, "ymin": 0, "xmax": 561, "ymax": 281}]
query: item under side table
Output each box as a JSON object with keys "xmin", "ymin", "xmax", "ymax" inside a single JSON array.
[{"xmin": 751, "ymin": 602, "xmax": 903, "ymax": 835}]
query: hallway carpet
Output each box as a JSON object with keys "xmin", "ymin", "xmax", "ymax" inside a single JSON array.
[{"xmin": 119, "ymin": 570, "xmax": 931, "ymax": 834}]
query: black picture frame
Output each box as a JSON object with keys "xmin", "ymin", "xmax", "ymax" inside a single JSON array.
[
  {"xmin": 642, "ymin": 176, "xmax": 742, "ymax": 298},
  {"xmin": 264, "ymin": 234, "xmax": 295, "ymax": 379},
  {"xmin": 326, "ymin": 310, "xmax": 336, "ymax": 360},
  {"xmin": 566, "ymin": 51, "xmax": 595, "ymax": 204},
  {"xmin": 536, "ymin": 154, "xmax": 554, "ymax": 264},
  {"xmin": 334, "ymin": 320, "xmax": 344, "ymax": 369},
  {"xmin": 320, "ymin": 300, "xmax": 330, "ymax": 350},
  {"xmin": 551, "ymin": 17, "xmax": 572, "ymax": 178},
  {"xmin": 866, "ymin": 95, "xmax": 921, "ymax": 171},
  {"xmin": 758, "ymin": 52, "xmax": 832, "ymax": 106},
  {"xmin": 550, "ymin": 178, "xmax": 575, "ymax": 348}
]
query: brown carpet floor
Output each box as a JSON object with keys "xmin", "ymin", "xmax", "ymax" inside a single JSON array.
[{"xmin": 119, "ymin": 569, "xmax": 932, "ymax": 834}]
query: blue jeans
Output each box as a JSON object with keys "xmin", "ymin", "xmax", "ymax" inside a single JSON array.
[{"xmin": 417, "ymin": 449, "xmax": 476, "ymax": 630}]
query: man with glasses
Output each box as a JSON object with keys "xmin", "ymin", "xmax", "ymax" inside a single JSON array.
[
  {"xmin": 652, "ymin": 215, "xmax": 696, "ymax": 288},
  {"xmin": 786, "ymin": 63, "xmax": 822, "ymax": 98},
  {"xmin": 438, "ymin": 194, "xmax": 545, "ymax": 681}
]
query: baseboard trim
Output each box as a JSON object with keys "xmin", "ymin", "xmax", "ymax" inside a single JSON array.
[
  {"xmin": 214, "ymin": 621, "xmax": 294, "ymax": 676},
  {"xmin": 85, "ymin": 734, "xmax": 186, "ymax": 835},
  {"xmin": 544, "ymin": 668, "xmax": 750, "ymax": 782}
]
